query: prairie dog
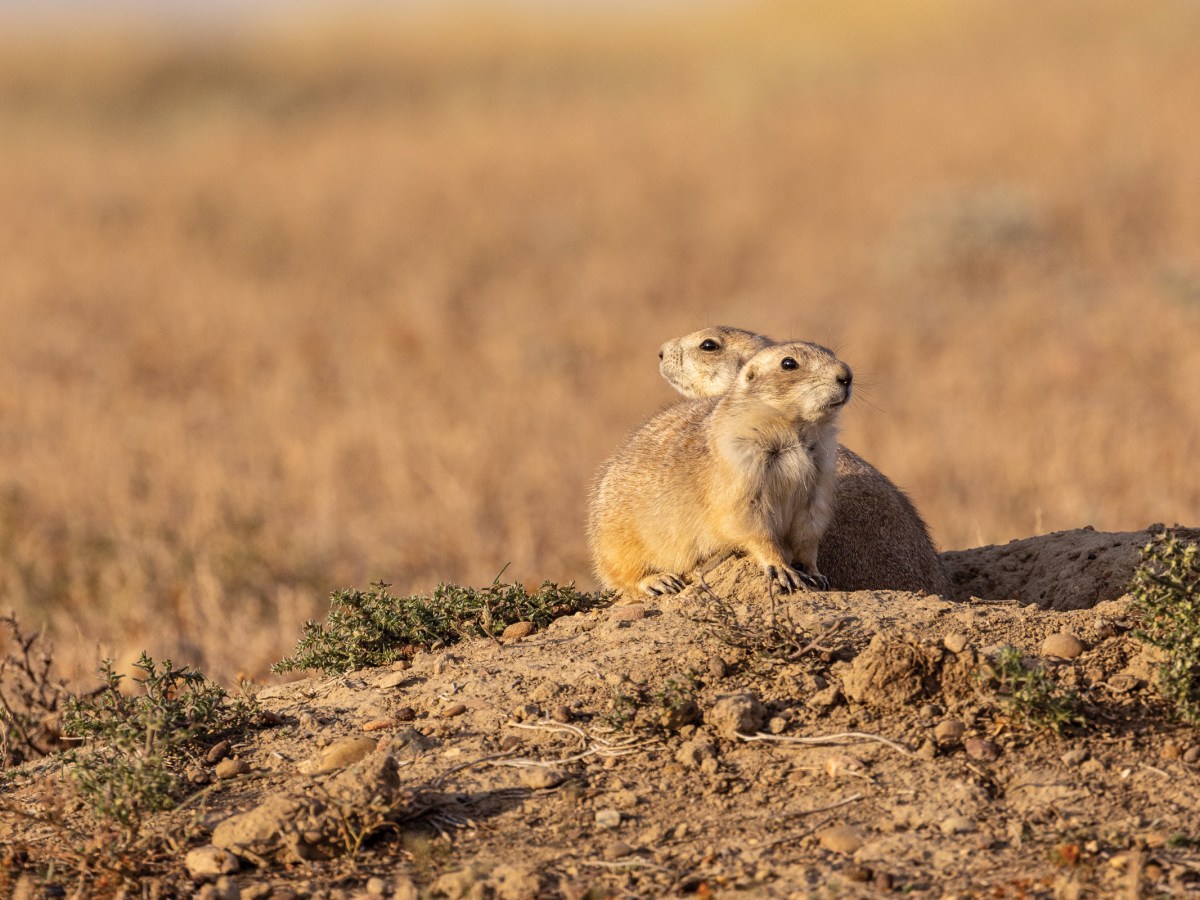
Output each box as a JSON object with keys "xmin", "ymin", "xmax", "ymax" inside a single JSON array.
[
  {"xmin": 589, "ymin": 341, "xmax": 852, "ymax": 597},
  {"xmin": 659, "ymin": 326, "xmax": 954, "ymax": 597}
]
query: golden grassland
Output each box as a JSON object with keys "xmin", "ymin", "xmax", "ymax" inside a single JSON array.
[{"xmin": 1, "ymin": 0, "xmax": 1198, "ymax": 683}]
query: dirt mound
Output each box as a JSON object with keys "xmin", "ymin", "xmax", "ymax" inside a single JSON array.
[
  {"xmin": 5, "ymin": 547, "xmax": 1200, "ymax": 897},
  {"xmin": 943, "ymin": 526, "xmax": 1200, "ymax": 609}
]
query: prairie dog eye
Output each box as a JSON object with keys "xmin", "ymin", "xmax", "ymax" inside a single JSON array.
[
  {"xmin": 699, "ymin": 339, "xmax": 721, "ymax": 352},
  {"xmin": 780, "ymin": 357, "xmax": 799, "ymax": 370}
]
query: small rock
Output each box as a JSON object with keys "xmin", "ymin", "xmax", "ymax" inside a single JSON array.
[
  {"xmin": 706, "ymin": 692, "xmax": 768, "ymax": 739},
  {"xmin": 377, "ymin": 672, "xmax": 409, "ymax": 689},
  {"xmin": 817, "ymin": 824, "xmax": 863, "ymax": 854},
  {"xmin": 844, "ymin": 865, "xmax": 872, "ymax": 883},
  {"xmin": 873, "ymin": 871, "xmax": 894, "ymax": 891},
  {"xmin": 610, "ymin": 605, "xmax": 646, "ymax": 623},
  {"xmin": 206, "ymin": 740, "xmax": 232, "ymax": 765},
  {"xmin": 391, "ymin": 874, "xmax": 419, "ymax": 900},
  {"xmin": 943, "ymin": 633, "xmax": 970, "ymax": 654},
  {"xmin": 214, "ymin": 758, "xmax": 250, "ymax": 779},
  {"xmin": 185, "ymin": 846, "xmax": 239, "ymax": 882},
  {"xmin": 675, "ymin": 739, "xmax": 718, "ymax": 772},
  {"xmin": 767, "ymin": 716, "xmax": 788, "ymax": 735},
  {"xmin": 916, "ymin": 739, "xmax": 937, "ymax": 760},
  {"xmin": 394, "ymin": 706, "xmax": 416, "ymax": 722},
  {"xmin": 1161, "ymin": 742, "xmax": 1182, "ymax": 760},
  {"xmin": 639, "ymin": 825, "xmax": 665, "ymax": 846},
  {"xmin": 808, "ymin": 685, "xmax": 841, "ymax": 709},
  {"xmin": 1184, "ymin": 746, "xmax": 1200, "ymax": 765},
  {"xmin": 390, "ymin": 659, "xmax": 412, "ymax": 671},
  {"xmin": 918, "ymin": 703, "xmax": 943, "ymax": 719},
  {"xmin": 940, "ymin": 815, "xmax": 976, "ymax": 835},
  {"xmin": 595, "ymin": 808, "xmax": 621, "ymax": 829},
  {"xmin": 363, "ymin": 720, "xmax": 395, "ymax": 732},
  {"xmin": 519, "ymin": 767, "xmax": 565, "ymax": 790},
  {"xmin": 1042, "ymin": 633, "xmax": 1086, "ymax": 660},
  {"xmin": 550, "ymin": 705, "xmax": 573, "ymax": 723},
  {"xmin": 502, "ymin": 621, "xmax": 536, "ymax": 640},
  {"xmin": 964, "ymin": 738, "xmax": 1000, "ymax": 762},
  {"xmin": 511, "ymin": 703, "xmax": 542, "ymax": 722},
  {"xmin": 604, "ymin": 841, "xmax": 634, "ymax": 860},
  {"xmin": 316, "ymin": 736, "xmax": 377, "ymax": 772},
  {"xmin": 1107, "ymin": 673, "xmax": 1142, "ymax": 693},
  {"xmin": 1060, "ymin": 748, "xmax": 1089, "ymax": 766},
  {"xmin": 440, "ymin": 703, "xmax": 467, "ymax": 718},
  {"xmin": 366, "ymin": 877, "xmax": 387, "ymax": 895},
  {"xmin": 934, "ymin": 719, "xmax": 966, "ymax": 745},
  {"xmin": 708, "ymin": 655, "xmax": 729, "ymax": 679}
]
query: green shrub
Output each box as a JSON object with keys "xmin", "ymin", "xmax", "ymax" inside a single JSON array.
[
  {"xmin": 978, "ymin": 647, "xmax": 1080, "ymax": 734},
  {"xmin": 1131, "ymin": 531, "xmax": 1200, "ymax": 723},
  {"xmin": 63, "ymin": 654, "xmax": 258, "ymax": 832},
  {"xmin": 273, "ymin": 575, "xmax": 611, "ymax": 675}
]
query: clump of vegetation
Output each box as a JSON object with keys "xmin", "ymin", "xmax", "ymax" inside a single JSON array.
[
  {"xmin": 601, "ymin": 672, "xmax": 701, "ymax": 734},
  {"xmin": 274, "ymin": 575, "xmax": 611, "ymax": 675},
  {"xmin": 977, "ymin": 647, "xmax": 1080, "ymax": 734},
  {"xmin": 63, "ymin": 654, "xmax": 258, "ymax": 833},
  {"xmin": 689, "ymin": 583, "xmax": 853, "ymax": 667},
  {"xmin": 1, "ymin": 614, "xmax": 70, "ymax": 769},
  {"xmin": 1130, "ymin": 531, "xmax": 1200, "ymax": 724}
]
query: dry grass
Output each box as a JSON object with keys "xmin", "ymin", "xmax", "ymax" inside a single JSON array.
[{"xmin": 1, "ymin": 0, "xmax": 1198, "ymax": 684}]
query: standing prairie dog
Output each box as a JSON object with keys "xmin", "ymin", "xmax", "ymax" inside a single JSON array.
[
  {"xmin": 589, "ymin": 341, "xmax": 852, "ymax": 597},
  {"xmin": 659, "ymin": 326, "xmax": 954, "ymax": 597}
]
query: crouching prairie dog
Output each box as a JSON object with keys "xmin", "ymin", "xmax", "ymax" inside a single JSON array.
[
  {"xmin": 659, "ymin": 325, "xmax": 953, "ymax": 597},
  {"xmin": 589, "ymin": 341, "xmax": 852, "ymax": 597}
]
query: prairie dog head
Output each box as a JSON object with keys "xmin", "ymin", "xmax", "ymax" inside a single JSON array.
[
  {"xmin": 659, "ymin": 326, "xmax": 772, "ymax": 399},
  {"xmin": 730, "ymin": 341, "xmax": 853, "ymax": 424}
]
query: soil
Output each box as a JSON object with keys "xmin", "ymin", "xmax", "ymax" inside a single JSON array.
[{"xmin": 4, "ymin": 527, "xmax": 1200, "ymax": 899}]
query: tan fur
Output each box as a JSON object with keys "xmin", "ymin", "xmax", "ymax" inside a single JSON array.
[
  {"xmin": 659, "ymin": 326, "xmax": 953, "ymax": 597},
  {"xmin": 589, "ymin": 342, "xmax": 851, "ymax": 597}
]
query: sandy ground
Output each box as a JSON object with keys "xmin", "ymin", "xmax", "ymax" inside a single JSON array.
[{"xmin": 4, "ymin": 527, "xmax": 1200, "ymax": 898}]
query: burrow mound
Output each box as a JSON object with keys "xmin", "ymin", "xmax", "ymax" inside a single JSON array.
[{"xmin": 941, "ymin": 525, "xmax": 1200, "ymax": 609}]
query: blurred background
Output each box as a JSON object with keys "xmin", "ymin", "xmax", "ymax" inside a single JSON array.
[{"xmin": 1, "ymin": 0, "xmax": 1198, "ymax": 684}]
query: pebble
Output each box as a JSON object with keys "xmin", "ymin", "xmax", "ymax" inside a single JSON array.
[
  {"xmin": 205, "ymin": 740, "xmax": 232, "ymax": 765},
  {"xmin": 512, "ymin": 703, "xmax": 542, "ymax": 722},
  {"xmin": 708, "ymin": 655, "xmax": 729, "ymax": 679},
  {"xmin": 214, "ymin": 758, "xmax": 250, "ymax": 779},
  {"xmin": 550, "ymin": 705, "xmax": 573, "ymax": 723},
  {"xmin": 519, "ymin": 767, "xmax": 565, "ymax": 790},
  {"xmin": 440, "ymin": 703, "xmax": 467, "ymax": 718},
  {"xmin": 390, "ymin": 659, "xmax": 412, "ymax": 671},
  {"xmin": 934, "ymin": 719, "xmax": 966, "ymax": 745},
  {"xmin": 185, "ymin": 846, "xmax": 239, "ymax": 882},
  {"xmin": 610, "ymin": 605, "xmax": 646, "ymax": 623},
  {"xmin": 376, "ymin": 672, "xmax": 409, "ymax": 689},
  {"xmin": 844, "ymin": 865, "xmax": 872, "ymax": 883},
  {"xmin": 808, "ymin": 685, "xmax": 841, "ymax": 709},
  {"xmin": 1060, "ymin": 748, "xmax": 1089, "ymax": 766},
  {"xmin": 1161, "ymin": 742, "xmax": 1182, "ymax": 760},
  {"xmin": 767, "ymin": 716, "xmax": 788, "ymax": 735},
  {"xmin": 1042, "ymin": 633, "xmax": 1086, "ymax": 660},
  {"xmin": 316, "ymin": 736, "xmax": 377, "ymax": 772},
  {"xmin": 603, "ymin": 841, "xmax": 634, "ymax": 860},
  {"xmin": 1185, "ymin": 746, "xmax": 1200, "ymax": 764},
  {"xmin": 964, "ymin": 738, "xmax": 1000, "ymax": 762},
  {"xmin": 366, "ymin": 877, "xmax": 387, "ymax": 895},
  {"xmin": 595, "ymin": 808, "xmax": 622, "ymax": 828},
  {"xmin": 394, "ymin": 706, "xmax": 416, "ymax": 722},
  {"xmin": 943, "ymin": 633, "xmax": 970, "ymax": 654},
  {"xmin": 363, "ymin": 720, "xmax": 395, "ymax": 732},
  {"xmin": 940, "ymin": 815, "xmax": 976, "ymax": 835},
  {"xmin": 502, "ymin": 621, "xmax": 536, "ymax": 640},
  {"xmin": 675, "ymin": 739, "xmax": 718, "ymax": 772},
  {"xmin": 919, "ymin": 703, "xmax": 943, "ymax": 719},
  {"xmin": 817, "ymin": 824, "xmax": 863, "ymax": 854}
]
